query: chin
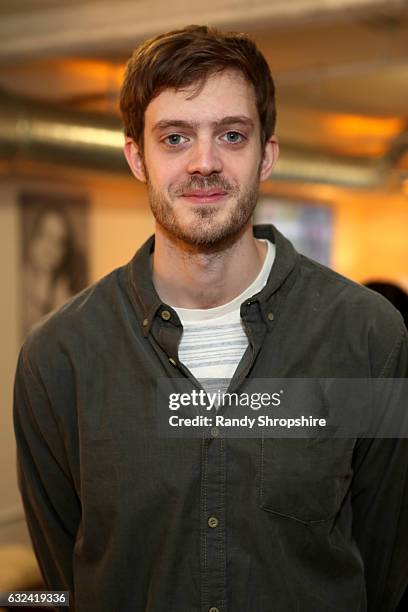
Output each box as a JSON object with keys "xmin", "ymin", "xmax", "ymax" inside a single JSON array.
[{"xmin": 175, "ymin": 219, "xmax": 243, "ymax": 248}]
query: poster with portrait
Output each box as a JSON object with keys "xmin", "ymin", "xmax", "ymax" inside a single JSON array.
[
  {"xmin": 19, "ymin": 190, "xmax": 89, "ymax": 336},
  {"xmin": 254, "ymin": 197, "xmax": 333, "ymax": 266}
]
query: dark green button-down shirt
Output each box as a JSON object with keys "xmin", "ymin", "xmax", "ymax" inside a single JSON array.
[{"xmin": 13, "ymin": 224, "xmax": 408, "ymax": 611}]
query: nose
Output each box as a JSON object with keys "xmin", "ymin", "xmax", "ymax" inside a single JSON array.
[{"xmin": 186, "ymin": 137, "xmax": 223, "ymax": 176}]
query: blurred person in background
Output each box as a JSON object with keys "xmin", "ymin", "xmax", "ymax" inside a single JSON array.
[
  {"xmin": 13, "ymin": 25, "xmax": 408, "ymax": 612},
  {"xmin": 21, "ymin": 205, "xmax": 86, "ymax": 333},
  {"xmin": 365, "ymin": 281, "xmax": 408, "ymax": 328}
]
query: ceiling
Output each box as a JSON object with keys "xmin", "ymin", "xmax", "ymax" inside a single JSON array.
[
  {"xmin": 0, "ymin": 0, "xmax": 407, "ymax": 176},
  {"xmin": 0, "ymin": 0, "xmax": 102, "ymax": 18}
]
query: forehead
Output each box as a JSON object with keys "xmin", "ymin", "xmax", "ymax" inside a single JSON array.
[{"xmin": 144, "ymin": 69, "xmax": 258, "ymax": 128}]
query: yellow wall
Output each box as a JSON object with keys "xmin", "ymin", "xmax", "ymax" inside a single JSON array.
[
  {"xmin": 0, "ymin": 182, "xmax": 22, "ymax": 537},
  {"xmin": 262, "ymin": 181, "xmax": 408, "ymax": 292},
  {"xmin": 88, "ymin": 178, "xmax": 154, "ymax": 281},
  {"xmin": 333, "ymin": 191, "xmax": 408, "ymax": 290}
]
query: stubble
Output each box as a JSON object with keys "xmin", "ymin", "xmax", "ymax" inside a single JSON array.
[{"xmin": 146, "ymin": 169, "xmax": 261, "ymax": 249}]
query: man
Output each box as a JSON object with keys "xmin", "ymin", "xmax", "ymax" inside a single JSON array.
[{"xmin": 13, "ymin": 25, "xmax": 407, "ymax": 612}]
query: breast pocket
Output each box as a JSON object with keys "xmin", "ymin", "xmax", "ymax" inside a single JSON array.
[{"xmin": 259, "ymin": 437, "xmax": 355, "ymax": 524}]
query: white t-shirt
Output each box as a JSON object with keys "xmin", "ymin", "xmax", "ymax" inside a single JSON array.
[{"xmin": 170, "ymin": 239, "xmax": 275, "ymax": 386}]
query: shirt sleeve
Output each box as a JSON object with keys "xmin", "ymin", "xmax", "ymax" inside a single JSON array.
[
  {"xmin": 13, "ymin": 345, "xmax": 81, "ymax": 607},
  {"xmin": 351, "ymin": 324, "xmax": 408, "ymax": 612}
]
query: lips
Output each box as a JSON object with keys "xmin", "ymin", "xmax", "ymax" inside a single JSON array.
[
  {"xmin": 182, "ymin": 190, "xmax": 227, "ymax": 197},
  {"xmin": 180, "ymin": 189, "xmax": 228, "ymax": 203}
]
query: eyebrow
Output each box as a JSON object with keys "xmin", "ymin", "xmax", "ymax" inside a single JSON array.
[{"xmin": 151, "ymin": 116, "xmax": 255, "ymax": 133}]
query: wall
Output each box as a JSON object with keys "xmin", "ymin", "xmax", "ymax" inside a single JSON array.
[
  {"xmin": 263, "ymin": 180, "xmax": 408, "ymax": 290},
  {"xmin": 334, "ymin": 191, "xmax": 408, "ymax": 289},
  {"xmin": 0, "ymin": 182, "xmax": 23, "ymax": 544}
]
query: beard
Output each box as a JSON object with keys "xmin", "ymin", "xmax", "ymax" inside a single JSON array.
[{"xmin": 146, "ymin": 169, "xmax": 261, "ymax": 249}]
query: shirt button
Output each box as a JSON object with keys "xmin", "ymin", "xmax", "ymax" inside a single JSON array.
[
  {"xmin": 208, "ymin": 516, "xmax": 219, "ymax": 528},
  {"xmin": 161, "ymin": 309, "xmax": 171, "ymax": 321},
  {"xmin": 209, "ymin": 607, "xmax": 220, "ymax": 612},
  {"xmin": 142, "ymin": 317, "xmax": 149, "ymax": 327},
  {"xmin": 169, "ymin": 357, "xmax": 177, "ymax": 366},
  {"xmin": 267, "ymin": 311, "xmax": 274, "ymax": 321},
  {"xmin": 211, "ymin": 426, "xmax": 220, "ymax": 438}
]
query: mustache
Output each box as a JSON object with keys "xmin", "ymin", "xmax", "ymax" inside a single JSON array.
[{"xmin": 172, "ymin": 175, "xmax": 238, "ymax": 196}]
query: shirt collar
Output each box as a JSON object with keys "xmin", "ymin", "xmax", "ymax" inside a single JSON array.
[{"xmin": 125, "ymin": 224, "xmax": 299, "ymax": 336}]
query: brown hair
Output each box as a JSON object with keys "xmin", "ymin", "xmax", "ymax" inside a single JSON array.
[{"xmin": 120, "ymin": 25, "xmax": 276, "ymax": 152}]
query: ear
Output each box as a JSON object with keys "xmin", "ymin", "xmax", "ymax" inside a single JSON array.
[
  {"xmin": 123, "ymin": 138, "xmax": 147, "ymax": 182},
  {"xmin": 260, "ymin": 135, "xmax": 279, "ymax": 182}
]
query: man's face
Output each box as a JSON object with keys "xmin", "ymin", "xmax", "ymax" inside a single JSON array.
[{"xmin": 125, "ymin": 69, "xmax": 278, "ymax": 247}]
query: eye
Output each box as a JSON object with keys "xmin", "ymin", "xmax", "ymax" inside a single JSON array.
[
  {"xmin": 163, "ymin": 134, "xmax": 188, "ymax": 146},
  {"xmin": 222, "ymin": 131, "xmax": 246, "ymax": 144}
]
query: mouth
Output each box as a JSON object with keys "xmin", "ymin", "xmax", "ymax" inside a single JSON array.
[{"xmin": 180, "ymin": 190, "xmax": 229, "ymax": 204}]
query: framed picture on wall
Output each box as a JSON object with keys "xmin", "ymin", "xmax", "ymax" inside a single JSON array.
[
  {"xmin": 18, "ymin": 190, "xmax": 89, "ymax": 336},
  {"xmin": 254, "ymin": 196, "xmax": 333, "ymax": 267}
]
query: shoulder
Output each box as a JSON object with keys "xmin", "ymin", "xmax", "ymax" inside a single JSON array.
[
  {"xmin": 295, "ymin": 254, "xmax": 407, "ymax": 375},
  {"xmin": 20, "ymin": 265, "xmax": 128, "ymax": 375},
  {"xmin": 299, "ymin": 254, "xmax": 404, "ymax": 327}
]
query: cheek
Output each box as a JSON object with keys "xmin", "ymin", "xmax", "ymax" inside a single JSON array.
[
  {"xmin": 145, "ymin": 150, "xmax": 184, "ymax": 189},
  {"xmin": 223, "ymin": 166, "xmax": 257, "ymax": 192},
  {"xmin": 224, "ymin": 147, "xmax": 261, "ymax": 179}
]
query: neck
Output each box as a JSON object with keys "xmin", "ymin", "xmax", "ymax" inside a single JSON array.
[{"xmin": 152, "ymin": 222, "xmax": 267, "ymax": 309}]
